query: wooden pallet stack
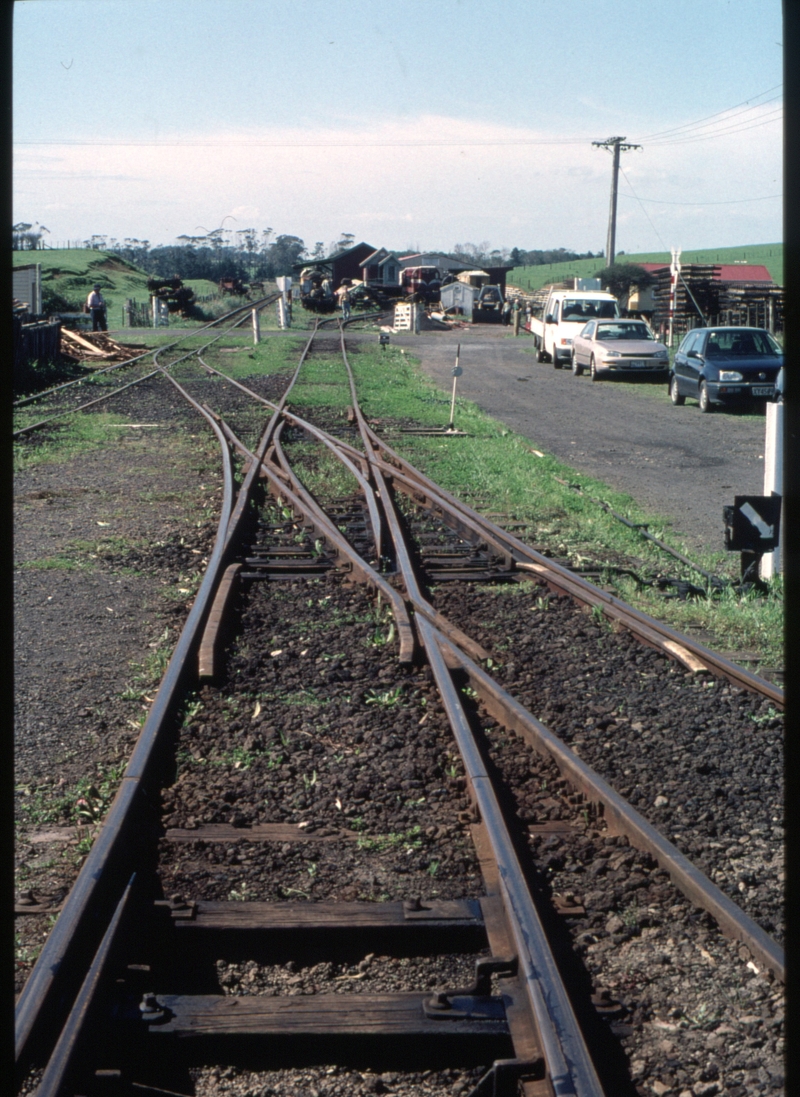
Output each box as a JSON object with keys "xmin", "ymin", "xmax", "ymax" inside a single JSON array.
[
  {"xmin": 651, "ymin": 265, "xmax": 783, "ymax": 341},
  {"xmin": 714, "ymin": 281, "xmax": 783, "ymax": 332}
]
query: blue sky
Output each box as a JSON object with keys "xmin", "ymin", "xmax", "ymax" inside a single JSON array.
[{"xmin": 13, "ymin": 0, "xmax": 782, "ymax": 256}]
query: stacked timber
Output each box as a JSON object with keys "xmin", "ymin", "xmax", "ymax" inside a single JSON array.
[
  {"xmin": 59, "ymin": 329, "xmax": 145, "ymax": 364},
  {"xmin": 651, "ymin": 265, "xmax": 784, "ymax": 341},
  {"xmin": 714, "ymin": 281, "xmax": 783, "ymax": 332}
]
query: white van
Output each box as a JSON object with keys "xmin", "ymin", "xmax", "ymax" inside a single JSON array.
[{"xmin": 529, "ymin": 289, "xmax": 620, "ymax": 368}]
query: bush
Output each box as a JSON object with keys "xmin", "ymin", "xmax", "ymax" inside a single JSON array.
[{"xmin": 42, "ymin": 286, "xmax": 83, "ymax": 314}]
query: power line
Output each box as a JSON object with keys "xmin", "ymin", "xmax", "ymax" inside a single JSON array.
[
  {"xmin": 648, "ymin": 107, "xmax": 782, "ymax": 146},
  {"xmin": 13, "ymin": 136, "xmax": 593, "ymax": 149},
  {"xmin": 618, "ymin": 192, "xmax": 781, "ymax": 207},
  {"xmin": 638, "ymin": 83, "xmax": 782, "ymax": 140}
]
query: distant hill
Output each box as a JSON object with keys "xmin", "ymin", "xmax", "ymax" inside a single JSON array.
[
  {"xmin": 13, "ymin": 248, "xmax": 151, "ymax": 327},
  {"xmin": 508, "ymin": 243, "xmax": 783, "ymax": 293}
]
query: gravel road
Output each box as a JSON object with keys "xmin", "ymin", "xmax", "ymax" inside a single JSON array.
[{"xmin": 353, "ymin": 326, "xmax": 770, "ymax": 556}]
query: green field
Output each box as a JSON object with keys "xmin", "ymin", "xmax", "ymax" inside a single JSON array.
[
  {"xmin": 509, "ymin": 242, "xmax": 783, "ymax": 293},
  {"xmin": 12, "ymin": 250, "xmax": 236, "ymax": 328},
  {"xmin": 13, "ymin": 248, "xmax": 152, "ymax": 327}
]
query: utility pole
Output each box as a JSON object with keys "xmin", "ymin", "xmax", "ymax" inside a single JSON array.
[{"xmin": 592, "ymin": 136, "xmax": 642, "ymax": 265}]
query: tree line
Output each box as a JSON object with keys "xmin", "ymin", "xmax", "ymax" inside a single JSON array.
[{"xmin": 14, "ymin": 221, "xmax": 603, "ymax": 280}]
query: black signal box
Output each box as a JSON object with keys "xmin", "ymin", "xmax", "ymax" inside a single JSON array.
[{"xmin": 723, "ymin": 495, "xmax": 781, "ymax": 554}]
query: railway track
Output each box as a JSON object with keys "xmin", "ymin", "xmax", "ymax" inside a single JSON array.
[{"xmin": 15, "ymin": 318, "xmax": 784, "ymax": 1097}]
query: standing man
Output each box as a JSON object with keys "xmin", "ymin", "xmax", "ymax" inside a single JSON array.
[
  {"xmin": 86, "ymin": 284, "xmax": 108, "ymax": 331},
  {"xmin": 335, "ymin": 279, "xmax": 351, "ymax": 321}
]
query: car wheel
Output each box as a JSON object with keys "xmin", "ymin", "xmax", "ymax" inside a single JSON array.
[
  {"xmin": 571, "ymin": 351, "xmax": 583, "ymax": 377},
  {"xmin": 670, "ymin": 375, "xmax": 685, "ymax": 406},
  {"xmin": 698, "ymin": 381, "xmax": 713, "ymax": 413},
  {"xmin": 552, "ymin": 351, "xmax": 562, "ymax": 369},
  {"xmin": 590, "ymin": 355, "xmax": 600, "ymax": 382}
]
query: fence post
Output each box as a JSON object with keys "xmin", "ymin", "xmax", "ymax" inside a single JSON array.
[
  {"xmin": 252, "ymin": 308, "xmax": 261, "ymax": 344},
  {"xmin": 761, "ymin": 400, "xmax": 784, "ymax": 580}
]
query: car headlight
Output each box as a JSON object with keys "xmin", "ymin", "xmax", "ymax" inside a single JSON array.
[
  {"xmin": 560, "ymin": 338, "xmax": 573, "ymax": 346},
  {"xmin": 654, "ymin": 349, "xmax": 669, "ymax": 360},
  {"xmin": 718, "ymin": 370, "xmax": 743, "ymax": 382},
  {"xmin": 602, "ymin": 349, "xmax": 621, "ymax": 359}
]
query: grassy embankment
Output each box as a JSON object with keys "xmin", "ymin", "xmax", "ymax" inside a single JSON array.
[
  {"xmin": 508, "ymin": 243, "xmax": 783, "ymax": 293},
  {"xmin": 15, "ymin": 309, "xmax": 782, "ymax": 673},
  {"xmin": 12, "ymin": 248, "xmax": 283, "ymax": 330}
]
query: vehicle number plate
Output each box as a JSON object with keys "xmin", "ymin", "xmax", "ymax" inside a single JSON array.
[{"xmin": 752, "ymin": 386, "xmax": 774, "ymax": 397}]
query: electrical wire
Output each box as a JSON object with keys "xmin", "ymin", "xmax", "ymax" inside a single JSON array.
[
  {"xmin": 647, "ymin": 107, "xmax": 782, "ymax": 147},
  {"xmin": 637, "ymin": 83, "xmax": 782, "ymax": 140},
  {"xmin": 618, "ymin": 192, "xmax": 781, "ymax": 207}
]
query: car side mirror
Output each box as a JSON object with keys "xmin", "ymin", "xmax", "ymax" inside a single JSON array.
[{"xmin": 545, "ymin": 313, "xmax": 555, "ymax": 324}]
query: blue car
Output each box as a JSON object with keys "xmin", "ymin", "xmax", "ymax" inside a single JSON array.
[{"xmin": 669, "ymin": 327, "xmax": 783, "ymax": 412}]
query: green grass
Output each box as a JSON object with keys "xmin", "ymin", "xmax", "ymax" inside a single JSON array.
[
  {"xmin": 13, "ymin": 410, "xmax": 138, "ymax": 470},
  {"xmin": 16, "ymin": 761, "xmax": 127, "ymax": 827},
  {"xmin": 12, "ymin": 250, "xmax": 283, "ymax": 330},
  {"xmin": 15, "ymin": 248, "xmax": 152, "ymax": 327},
  {"xmin": 508, "ymin": 243, "xmax": 783, "ymax": 293}
]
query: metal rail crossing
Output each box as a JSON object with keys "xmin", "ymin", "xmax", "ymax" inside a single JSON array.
[{"xmin": 15, "ymin": 313, "xmax": 784, "ymax": 1097}]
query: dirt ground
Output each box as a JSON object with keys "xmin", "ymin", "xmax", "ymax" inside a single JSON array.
[{"xmin": 14, "ymin": 410, "xmax": 222, "ymax": 990}]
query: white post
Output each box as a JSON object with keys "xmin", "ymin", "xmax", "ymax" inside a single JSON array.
[
  {"xmin": 761, "ymin": 401, "xmax": 784, "ymax": 579},
  {"xmin": 448, "ymin": 344, "xmax": 461, "ymax": 429},
  {"xmin": 251, "ymin": 308, "xmax": 261, "ymax": 344},
  {"xmin": 151, "ymin": 295, "xmax": 158, "ymax": 328},
  {"xmin": 667, "ymin": 247, "xmax": 681, "ymax": 348},
  {"xmin": 276, "ymin": 276, "xmax": 291, "ymax": 328}
]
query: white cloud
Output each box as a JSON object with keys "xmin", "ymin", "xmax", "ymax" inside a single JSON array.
[{"xmin": 13, "ymin": 110, "xmax": 781, "ymax": 252}]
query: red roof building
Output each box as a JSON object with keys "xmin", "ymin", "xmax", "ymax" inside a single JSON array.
[{"xmin": 631, "ymin": 261, "xmax": 774, "ymax": 284}]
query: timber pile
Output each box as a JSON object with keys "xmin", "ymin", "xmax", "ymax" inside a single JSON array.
[
  {"xmin": 651, "ymin": 265, "xmax": 784, "ymax": 339},
  {"xmin": 652, "ymin": 265, "xmax": 720, "ymax": 341},
  {"xmin": 60, "ymin": 329, "xmax": 146, "ymax": 364}
]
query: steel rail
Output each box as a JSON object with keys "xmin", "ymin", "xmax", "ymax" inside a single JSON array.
[
  {"xmin": 17, "ymin": 318, "xmax": 316, "ymax": 1071},
  {"xmin": 32, "ymin": 877, "xmax": 138, "ymax": 1097},
  {"xmin": 13, "ymin": 367, "xmax": 165, "ymax": 438},
  {"xmin": 221, "ymin": 320, "xmax": 320, "ymax": 558},
  {"xmin": 214, "ymin": 329, "xmax": 787, "ymax": 987},
  {"xmin": 195, "ymin": 355, "xmax": 384, "ymax": 561},
  {"xmin": 360, "ymin": 427, "xmax": 783, "ymax": 705},
  {"xmin": 435, "ymin": 634, "xmax": 786, "ymax": 983},
  {"xmin": 420, "ymin": 617, "xmax": 605, "ymax": 1097},
  {"xmin": 16, "ymin": 381, "xmax": 239, "ymax": 1073},
  {"xmin": 13, "ymin": 296, "xmax": 277, "ymax": 437},
  {"xmin": 200, "ymin": 331, "xmax": 785, "ymax": 987},
  {"xmin": 333, "ymin": 328, "xmax": 494, "ymax": 665},
  {"xmin": 13, "ymin": 292, "xmax": 281, "ymax": 408},
  {"xmin": 207, "ymin": 397, "xmax": 490, "ymax": 667},
  {"xmin": 214, "ymin": 416, "xmax": 416, "ymax": 662},
  {"xmin": 332, "ymin": 330, "xmax": 603, "ymax": 1095}
]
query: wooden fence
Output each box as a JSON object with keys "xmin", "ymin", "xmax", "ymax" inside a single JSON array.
[{"xmin": 13, "ymin": 316, "xmax": 62, "ymax": 383}]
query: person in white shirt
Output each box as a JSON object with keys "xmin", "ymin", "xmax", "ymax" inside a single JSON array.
[
  {"xmin": 335, "ymin": 280, "xmax": 351, "ymax": 320},
  {"xmin": 86, "ymin": 284, "xmax": 107, "ymax": 331}
]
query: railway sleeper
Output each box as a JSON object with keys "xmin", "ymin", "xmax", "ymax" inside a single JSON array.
[{"xmin": 40, "ymin": 885, "xmax": 560, "ymax": 1097}]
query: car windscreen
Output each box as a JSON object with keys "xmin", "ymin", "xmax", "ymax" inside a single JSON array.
[
  {"xmin": 596, "ymin": 323, "xmax": 653, "ymax": 340},
  {"xmin": 706, "ymin": 330, "xmax": 781, "ymax": 356},
  {"xmin": 561, "ymin": 298, "xmax": 618, "ymax": 320}
]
